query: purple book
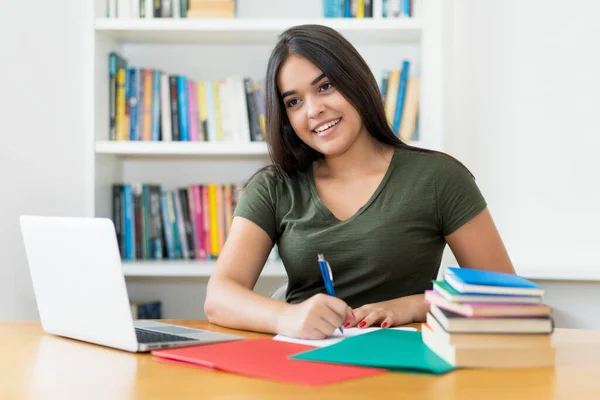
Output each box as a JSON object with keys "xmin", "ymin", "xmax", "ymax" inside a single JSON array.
[{"xmin": 187, "ymin": 80, "xmax": 199, "ymax": 141}]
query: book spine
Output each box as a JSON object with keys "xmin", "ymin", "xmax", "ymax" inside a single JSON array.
[
  {"xmin": 204, "ymin": 81, "xmax": 217, "ymax": 142},
  {"xmin": 128, "ymin": 68, "xmax": 138, "ymax": 141},
  {"xmin": 160, "ymin": 73, "xmax": 172, "ymax": 141},
  {"xmin": 196, "ymin": 82, "xmax": 209, "ymax": 141},
  {"xmin": 392, "ymin": 60, "xmax": 410, "ymax": 134},
  {"xmin": 133, "ymin": 184, "xmax": 143, "ymax": 260},
  {"xmin": 201, "ymin": 186, "xmax": 212, "ymax": 259},
  {"xmin": 109, "ymin": 53, "xmax": 117, "ymax": 140},
  {"xmin": 123, "ymin": 184, "xmax": 135, "ymax": 260},
  {"xmin": 177, "ymin": 76, "xmax": 189, "ymax": 141},
  {"xmin": 172, "ymin": 190, "xmax": 189, "ymax": 259},
  {"xmin": 187, "ymin": 80, "xmax": 199, "ymax": 141},
  {"xmin": 142, "ymin": 69, "xmax": 153, "ymax": 141},
  {"xmin": 179, "ymin": 188, "xmax": 196, "ymax": 259},
  {"xmin": 151, "ymin": 69, "xmax": 161, "ymax": 141},
  {"xmin": 160, "ymin": 192, "xmax": 175, "ymax": 259},
  {"xmin": 192, "ymin": 185, "xmax": 206, "ymax": 259},
  {"xmin": 112, "ymin": 184, "xmax": 123, "ymax": 256},
  {"xmin": 169, "ymin": 76, "xmax": 180, "ymax": 141}
]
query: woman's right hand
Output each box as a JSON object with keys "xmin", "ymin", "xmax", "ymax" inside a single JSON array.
[{"xmin": 275, "ymin": 293, "xmax": 355, "ymax": 339}]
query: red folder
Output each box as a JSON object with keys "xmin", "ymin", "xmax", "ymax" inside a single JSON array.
[{"xmin": 151, "ymin": 338, "xmax": 386, "ymax": 386}]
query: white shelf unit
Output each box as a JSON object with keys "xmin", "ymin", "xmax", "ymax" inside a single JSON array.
[{"xmin": 90, "ymin": 0, "xmax": 445, "ymax": 279}]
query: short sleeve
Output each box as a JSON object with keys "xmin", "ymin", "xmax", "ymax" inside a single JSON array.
[
  {"xmin": 435, "ymin": 157, "xmax": 487, "ymax": 236},
  {"xmin": 233, "ymin": 170, "xmax": 279, "ymax": 244}
]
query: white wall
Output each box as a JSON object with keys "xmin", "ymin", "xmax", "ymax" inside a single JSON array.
[
  {"xmin": 444, "ymin": 0, "xmax": 600, "ymax": 328},
  {"xmin": 2, "ymin": 0, "xmax": 599, "ymax": 329},
  {"xmin": 0, "ymin": 0, "xmax": 91, "ymax": 320}
]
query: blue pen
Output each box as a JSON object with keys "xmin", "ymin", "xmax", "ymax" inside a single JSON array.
[{"xmin": 317, "ymin": 253, "xmax": 344, "ymax": 334}]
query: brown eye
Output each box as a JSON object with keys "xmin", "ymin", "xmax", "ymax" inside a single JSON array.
[
  {"xmin": 320, "ymin": 82, "xmax": 333, "ymax": 91},
  {"xmin": 287, "ymin": 98, "xmax": 300, "ymax": 108}
]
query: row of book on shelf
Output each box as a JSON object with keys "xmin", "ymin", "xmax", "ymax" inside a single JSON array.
[
  {"xmin": 109, "ymin": 52, "xmax": 265, "ymax": 143},
  {"xmin": 107, "ymin": 0, "xmax": 416, "ymax": 19},
  {"xmin": 112, "ymin": 182, "xmax": 276, "ymax": 262},
  {"xmin": 109, "ymin": 52, "xmax": 419, "ymax": 144},
  {"xmin": 107, "ymin": 0, "xmax": 235, "ymax": 19},
  {"xmin": 324, "ymin": 0, "xmax": 415, "ymax": 19},
  {"xmin": 422, "ymin": 267, "xmax": 554, "ymax": 368}
]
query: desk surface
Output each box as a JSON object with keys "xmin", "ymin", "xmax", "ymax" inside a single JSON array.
[{"xmin": 2, "ymin": 320, "xmax": 600, "ymax": 399}]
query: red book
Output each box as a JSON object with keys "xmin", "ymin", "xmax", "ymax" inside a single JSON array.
[{"xmin": 152, "ymin": 338, "xmax": 385, "ymax": 386}]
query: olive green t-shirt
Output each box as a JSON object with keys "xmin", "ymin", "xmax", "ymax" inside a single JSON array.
[{"xmin": 233, "ymin": 146, "xmax": 487, "ymax": 309}]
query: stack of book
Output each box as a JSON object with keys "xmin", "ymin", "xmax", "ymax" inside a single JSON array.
[{"xmin": 422, "ymin": 267, "xmax": 555, "ymax": 368}]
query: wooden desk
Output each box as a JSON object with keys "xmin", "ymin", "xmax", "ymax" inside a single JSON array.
[{"xmin": 2, "ymin": 321, "xmax": 600, "ymax": 399}]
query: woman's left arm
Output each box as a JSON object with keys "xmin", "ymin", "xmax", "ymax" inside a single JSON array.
[{"xmin": 350, "ymin": 207, "xmax": 515, "ymax": 328}]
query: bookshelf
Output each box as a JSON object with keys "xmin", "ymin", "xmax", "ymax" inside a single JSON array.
[{"xmin": 91, "ymin": 0, "xmax": 445, "ymax": 285}]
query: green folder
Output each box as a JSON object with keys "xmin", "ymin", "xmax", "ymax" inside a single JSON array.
[{"xmin": 290, "ymin": 329, "xmax": 455, "ymax": 375}]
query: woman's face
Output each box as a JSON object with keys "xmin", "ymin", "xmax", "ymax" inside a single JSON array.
[{"xmin": 278, "ymin": 54, "xmax": 365, "ymax": 157}]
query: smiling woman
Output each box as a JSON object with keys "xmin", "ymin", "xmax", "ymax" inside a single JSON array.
[{"xmin": 204, "ymin": 24, "xmax": 515, "ymax": 341}]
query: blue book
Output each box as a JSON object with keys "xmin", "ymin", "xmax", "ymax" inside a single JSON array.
[
  {"xmin": 343, "ymin": 0, "xmax": 351, "ymax": 17},
  {"xmin": 128, "ymin": 68, "xmax": 138, "ymax": 141},
  {"xmin": 152, "ymin": 69, "xmax": 161, "ymax": 141},
  {"xmin": 177, "ymin": 76, "xmax": 189, "ymax": 141},
  {"xmin": 392, "ymin": 60, "xmax": 410, "ymax": 135},
  {"xmin": 445, "ymin": 267, "xmax": 544, "ymax": 296},
  {"xmin": 160, "ymin": 192, "xmax": 175, "ymax": 259},
  {"xmin": 123, "ymin": 184, "xmax": 135, "ymax": 261}
]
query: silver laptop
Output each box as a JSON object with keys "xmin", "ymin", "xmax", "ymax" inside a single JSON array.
[{"xmin": 20, "ymin": 215, "xmax": 243, "ymax": 352}]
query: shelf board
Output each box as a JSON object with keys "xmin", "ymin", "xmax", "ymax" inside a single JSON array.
[
  {"xmin": 95, "ymin": 18, "xmax": 422, "ymax": 44},
  {"xmin": 95, "ymin": 141, "xmax": 269, "ymax": 156},
  {"xmin": 96, "ymin": 140, "xmax": 423, "ymax": 157},
  {"xmin": 122, "ymin": 260, "xmax": 286, "ymax": 277}
]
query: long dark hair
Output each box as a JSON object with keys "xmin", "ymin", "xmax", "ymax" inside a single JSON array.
[{"xmin": 260, "ymin": 24, "xmax": 467, "ymax": 179}]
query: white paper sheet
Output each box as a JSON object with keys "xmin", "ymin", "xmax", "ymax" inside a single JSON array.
[{"xmin": 273, "ymin": 326, "xmax": 417, "ymax": 347}]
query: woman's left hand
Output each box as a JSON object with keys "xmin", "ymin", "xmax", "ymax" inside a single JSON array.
[
  {"xmin": 348, "ymin": 303, "xmax": 397, "ymax": 329},
  {"xmin": 347, "ymin": 295, "xmax": 427, "ymax": 329}
]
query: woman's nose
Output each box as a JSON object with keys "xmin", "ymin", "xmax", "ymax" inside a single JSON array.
[{"xmin": 306, "ymin": 97, "xmax": 325, "ymax": 119}]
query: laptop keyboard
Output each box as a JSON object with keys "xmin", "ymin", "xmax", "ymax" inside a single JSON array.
[{"xmin": 135, "ymin": 328, "xmax": 195, "ymax": 344}]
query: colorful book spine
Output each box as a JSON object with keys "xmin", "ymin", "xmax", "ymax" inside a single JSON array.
[
  {"xmin": 392, "ymin": 60, "xmax": 410, "ymax": 134},
  {"xmin": 152, "ymin": 69, "xmax": 161, "ymax": 141},
  {"xmin": 192, "ymin": 185, "xmax": 206, "ymax": 259},
  {"xmin": 187, "ymin": 80, "xmax": 199, "ymax": 141},
  {"xmin": 123, "ymin": 184, "xmax": 135, "ymax": 260},
  {"xmin": 142, "ymin": 69, "xmax": 153, "ymax": 141},
  {"xmin": 196, "ymin": 81, "xmax": 209, "ymax": 142},
  {"xmin": 128, "ymin": 68, "xmax": 138, "ymax": 141},
  {"xmin": 177, "ymin": 76, "xmax": 189, "ymax": 141},
  {"xmin": 160, "ymin": 192, "xmax": 175, "ymax": 259}
]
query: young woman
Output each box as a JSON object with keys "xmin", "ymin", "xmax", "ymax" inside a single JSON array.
[{"xmin": 205, "ymin": 25, "xmax": 515, "ymax": 339}]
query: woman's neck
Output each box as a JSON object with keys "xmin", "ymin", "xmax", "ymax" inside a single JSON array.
[{"xmin": 315, "ymin": 130, "xmax": 394, "ymax": 180}]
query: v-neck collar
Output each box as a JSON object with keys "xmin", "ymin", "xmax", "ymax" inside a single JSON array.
[{"xmin": 307, "ymin": 147, "xmax": 399, "ymax": 223}]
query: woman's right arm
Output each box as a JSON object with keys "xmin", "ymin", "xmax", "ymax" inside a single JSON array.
[
  {"xmin": 205, "ymin": 216, "xmax": 354, "ymax": 337},
  {"xmin": 204, "ymin": 216, "xmax": 287, "ymax": 334}
]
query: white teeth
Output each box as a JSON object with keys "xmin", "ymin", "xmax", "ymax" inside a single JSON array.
[{"xmin": 314, "ymin": 118, "xmax": 341, "ymax": 133}]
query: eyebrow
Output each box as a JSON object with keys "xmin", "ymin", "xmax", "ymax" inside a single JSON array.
[{"xmin": 281, "ymin": 73, "xmax": 327, "ymax": 99}]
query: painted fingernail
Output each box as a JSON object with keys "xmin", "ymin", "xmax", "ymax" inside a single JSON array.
[
  {"xmin": 344, "ymin": 322, "xmax": 350, "ymax": 328},
  {"xmin": 381, "ymin": 322, "xmax": 388, "ymax": 328},
  {"xmin": 358, "ymin": 321, "xmax": 366, "ymax": 328}
]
